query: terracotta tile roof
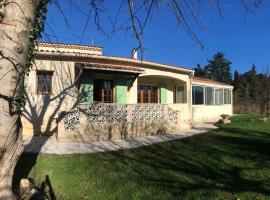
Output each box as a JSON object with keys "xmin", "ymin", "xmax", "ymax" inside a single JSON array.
[
  {"xmin": 37, "ymin": 41, "xmax": 103, "ymax": 51},
  {"xmin": 100, "ymin": 55, "xmax": 193, "ymax": 72},
  {"xmin": 77, "ymin": 63, "xmax": 144, "ymax": 74},
  {"xmin": 35, "ymin": 42, "xmax": 193, "ymax": 74},
  {"xmin": 192, "ymin": 77, "xmax": 233, "ymax": 87}
]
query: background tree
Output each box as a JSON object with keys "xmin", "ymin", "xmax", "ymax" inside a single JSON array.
[
  {"xmin": 203, "ymin": 65, "xmax": 210, "ymax": 79},
  {"xmin": 248, "ymin": 63, "xmax": 259, "ymax": 102},
  {"xmin": 233, "ymin": 64, "xmax": 270, "ymax": 115},
  {"xmin": 206, "ymin": 52, "xmax": 232, "ymax": 84},
  {"xmin": 194, "ymin": 64, "xmax": 205, "ymax": 77},
  {"xmin": 257, "ymin": 72, "xmax": 267, "ymax": 113},
  {"xmin": 233, "ymin": 70, "xmax": 240, "ymax": 90},
  {"xmin": 193, "ymin": 56, "xmax": 270, "ymax": 115},
  {"xmin": 261, "ymin": 66, "xmax": 270, "ymax": 115},
  {"xmin": 233, "ymin": 70, "xmax": 241, "ymax": 107},
  {"xmin": 193, "ymin": 52, "xmax": 232, "ymax": 83}
]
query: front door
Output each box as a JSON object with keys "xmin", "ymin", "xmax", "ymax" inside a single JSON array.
[
  {"xmin": 137, "ymin": 85, "xmax": 158, "ymax": 103},
  {"xmin": 93, "ymin": 80, "xmax": 113, "ymax": 103}
]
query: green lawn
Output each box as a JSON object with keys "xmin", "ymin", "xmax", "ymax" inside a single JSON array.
[{"xmin": 14, "ymin": 115, "xmax": 270, "ymax": 200}]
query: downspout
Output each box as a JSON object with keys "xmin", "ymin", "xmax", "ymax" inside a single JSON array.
[{"xmin": 189, "ymin": 71, "xmax": 194, "ymax": 125}]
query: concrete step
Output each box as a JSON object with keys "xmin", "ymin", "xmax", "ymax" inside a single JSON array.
[{"xmin": 191, "ymin": 123, "xmax": 218, "ymax": 130}]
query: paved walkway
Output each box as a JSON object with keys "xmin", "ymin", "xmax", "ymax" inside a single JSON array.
[{"xmin": 23, "ymin": 124, "xmax": 217, "ymax": 154}]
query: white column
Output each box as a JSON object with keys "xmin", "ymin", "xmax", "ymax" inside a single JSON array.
[{"xmin": 128, "ymin": 77, "xmax": 138, "ymax": 104}]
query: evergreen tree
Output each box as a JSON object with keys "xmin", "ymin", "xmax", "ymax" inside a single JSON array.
[
  {"xmin": 249, "ymin": 63, "xmax": 258, "ymax": 101},
  {"xmin": 233, "ymin": 70, "xmax": 240, "ymax": 90},
  {"xmin": 233, "ymin": 70, "xmax": 241, "ymax": 105},
  {"xmin": 206, "ymin": 52, "xmax": 232, "ymax": 84},
  {"xmin": 203, "ymin": 65, "xmax": 210, "ymax": 79},
  {"xmin": 194, "ymin": 64, "xmax": 204, "ymax": 77}
]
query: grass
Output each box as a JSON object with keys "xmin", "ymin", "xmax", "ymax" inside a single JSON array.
[{"xmin": 13, "ymin": 115, "xmax": 270, "ymax": 200}]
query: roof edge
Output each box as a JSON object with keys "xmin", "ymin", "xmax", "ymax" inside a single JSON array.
[
  {"xmin": 37, "ymin": 41, "xmax": 103, "ymax": 51},
  {"xmin": 36, "ymin": 50, "xmax": 194, "ymax": 74},
  {"xmin": 192, "ymin": 77, "xmax": 233, "ymax": 87}
]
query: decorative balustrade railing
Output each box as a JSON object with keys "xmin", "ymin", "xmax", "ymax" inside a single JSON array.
[
  {"xmin": 131, "ymin": 104, "xmax": 164, "ymax": 122},
  {"xmin": 86, "ymin": 103, "xmax": 128, "ymax": 123},
  {"xmin": 63, "ymin": 108, "xmax": 80, "ymax": 130},
  {"xmin": 63, "ymin": 102, "xmax": 179, "ymax": 130}
]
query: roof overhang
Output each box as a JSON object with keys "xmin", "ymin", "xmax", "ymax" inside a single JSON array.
[
  {"xmin": 76, "ymin": 63, "xmax": 144, "ymax": 74},
  {"xmin": 192, "ymin": 77, "xmax": 233, "ymax": 88},
  {"xmin": 36, "ymin": 47, "xmax": 193, "ymax": 75}
]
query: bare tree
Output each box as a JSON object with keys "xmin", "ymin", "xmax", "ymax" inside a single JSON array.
[
  {"xmin": 0, "ymin": 0, "xmax": 262, "ymax": 198},
  {"xmin": 0, "ymin": 0, "xmax": 49, "ymax": 198}
]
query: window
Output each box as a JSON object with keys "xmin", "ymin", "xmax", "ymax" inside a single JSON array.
[
  {"xmin": 205, "ymin": 87, "xmax": 214, "ymax": 105},
  {"xmin": 192, "ymin": 86, "xmax": 204, "ymax": 105},
  {"xmin": 174, "ymin": 85, "xmax": 186, "ymax": 103},
  {"xmin": 37, "ymin": 71, "xmax": 53, "ymax": 94},
  {"xmin": 137, "ymin": 85, "xmax": 158, "ymax": 103},
  {"xmin": 215, "ymin": 89, "xmax": 223, "ymax": 105},
  {"xmin": 93, "ymin": 80, "xmax": 113, "ymax": 103},
  {"xmin": 224, "ymin": 89, "xmax": 231, "ymax": 104}
]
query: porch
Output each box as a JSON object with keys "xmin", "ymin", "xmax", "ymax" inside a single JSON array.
[{"xmin": 77, "ymin": 63, "xmax": 190, "ymax": 106}]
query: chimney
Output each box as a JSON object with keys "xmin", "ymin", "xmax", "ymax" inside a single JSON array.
[{"xmin": 131, "ymin": 49, "xmax": 138, "ymax": 59}]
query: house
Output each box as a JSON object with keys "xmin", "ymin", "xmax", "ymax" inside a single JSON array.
[{"xmin": 22, "ymin": 42, "xmax": 233, "ymax": 140}]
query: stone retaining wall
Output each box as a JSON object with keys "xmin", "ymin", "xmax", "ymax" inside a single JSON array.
[{"xmin": 59, "ymin": 121, "xmax": 177, "ymax": 142}]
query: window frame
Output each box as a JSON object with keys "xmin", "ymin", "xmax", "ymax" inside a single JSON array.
[
  {"xmin": 36, "ymin": 70, "xmax": 53, "ymax": 95},
  {"xmin": 192, "ymin": 85, "xmax": 205, "ymax": 105},
  {"xmin": 174, "ymin": 85, "xmax": 186, "ymax": 104},
  {"xmin": 93, "ymin": 79, "xmax": 114, "ymax": 103},
  {"xmin": 224, "ymin": 89, "xmax": 232, "ymax": 104},
  {"xmin": 205, "ymin": 87, "xmax": 215, "ymax": 105},
  {"xmin": 192, "ymin": 84, "xmax": 232, "ymax": 106},
  {"xmin": 215, "ymin": 88, "xmax": 224, "ymax": 105},
  {"xmin": 137, "ymin": 85, "xmax": 158, "ymax": 103}
]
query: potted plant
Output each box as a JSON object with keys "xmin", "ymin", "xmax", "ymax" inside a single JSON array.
[{"xmin": 220, "ymin": 114, "xmax": 231, "ymax": 124}]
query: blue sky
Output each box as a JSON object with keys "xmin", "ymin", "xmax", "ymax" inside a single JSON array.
[{"xmin": 42, "ymin": 0, "xmax": 270, "ymax": 74}]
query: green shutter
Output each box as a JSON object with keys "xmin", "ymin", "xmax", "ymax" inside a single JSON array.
[
  {"xmin": 79, "ymin": 79, "xmax": 93, "ymax": 104},
  {"xmin": 160, "ymin": 83, "xmax": 167, "ymax": 104},
  {"xmin": 115, "ymin": 80, "xmax": 127, "ymax": 103}
]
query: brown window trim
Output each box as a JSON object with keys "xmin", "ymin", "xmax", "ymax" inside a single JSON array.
[
  {"xmin": 137, "ymin": 85, "xmax": 158, "ymax": 103},
  {"xmin": 93, "ymin": 79, "xmax": 114, "ymax": 103},
  {"xmin": 36, "ymin": 70, "xmax": 54, "ymax": 95}
]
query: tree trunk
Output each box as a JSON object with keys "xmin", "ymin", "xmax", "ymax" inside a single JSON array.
[{"xmin": 0, "ymin": 1, "xmax": 41, "ymax": 198}]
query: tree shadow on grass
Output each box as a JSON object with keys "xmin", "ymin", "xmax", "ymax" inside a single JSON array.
[
  {"xmin": 39, "ymin": 175, "xmax": 56, "ymax": 200},
  {"xmin": 95, "ymin": 126, "xmax": 270, "ymax": 198},
  {"xmin": 13, "ymin": 116, "xmax": 270, "ymax": 199}
]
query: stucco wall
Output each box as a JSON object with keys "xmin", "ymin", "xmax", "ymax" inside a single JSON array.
[
  {"xmin": 137, "ymin": 76, "xmax": 187, "ymax": 104},
  {"xmin": 192, "ymin": 104, "xmax": 233, "ymax": 123},
  {"xmin": 22, "ymin": 59, "xmax": 78, "ymax": 136},
  {"xmin": 139, "ymin": 68, "xmax": 192, "ymax": 109},
  {"xmin": 128, "ymin": 78, "xmax": 137, "ymax": 104},
  {"xmin": 136, "ymin": 67, "xmax": 193, "ymax": 128},
  {"xmin": 168, "ymin": 104, "xmax": 191, "ymax": 129}
]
